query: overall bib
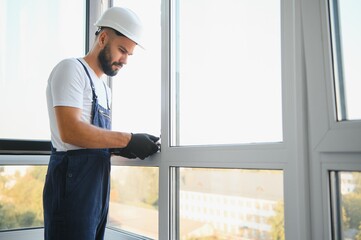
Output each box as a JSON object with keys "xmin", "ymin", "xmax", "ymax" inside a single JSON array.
[{"xmin": 43, "ymin": 59, "xmax": 112, "ymax": 240}]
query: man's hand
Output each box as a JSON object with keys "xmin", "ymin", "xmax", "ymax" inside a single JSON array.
[{"xmin": 126, "ymin": 133, "xmax": 160, "ymax": 160}]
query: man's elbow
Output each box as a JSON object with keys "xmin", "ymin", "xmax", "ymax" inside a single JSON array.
[
  {"xmin": 59, "ymin": 130, "xmax": 76, "ymax": 145},
  {"xmin": 54, "ymin": 106, "xmax": 84, "ymax": 146},
  {"xmin": 57, "ymin": 122, "xmax": 82, "ymax": 146}
]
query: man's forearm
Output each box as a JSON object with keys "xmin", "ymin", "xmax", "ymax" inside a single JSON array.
[
  {"xmin": 60, "ymin": 120, "xmax": 131, "ymax": 149},
  {"xmin": 55, "ymin": 106, "xmax": 131, "ymax": 149}
]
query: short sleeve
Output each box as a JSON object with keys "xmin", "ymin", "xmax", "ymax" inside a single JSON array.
[{"xmin": 50, "ymin": 59, "xmax": 86, "ymax": 109}]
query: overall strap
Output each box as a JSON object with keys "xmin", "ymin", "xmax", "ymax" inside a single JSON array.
[
  {"xmin": 102, "ymin": 81, "xmax": 111, "ymax": 110},
  {"xmin": 77, "ymin": 58, "xmax": 97, "ymax": 101},
  {"xmin": 77, "ymin": 59, "xmax": 110, "ymax": 109}
]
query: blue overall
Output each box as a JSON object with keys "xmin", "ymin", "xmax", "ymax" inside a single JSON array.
[{"xmin": 43, "ymin": 59, "xmax": 112, "ymax": 240}]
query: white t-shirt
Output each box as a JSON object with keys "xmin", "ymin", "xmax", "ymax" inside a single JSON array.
[{"xmin": 46, "ymin": 58, "xmax": 111, "ymax": 151}]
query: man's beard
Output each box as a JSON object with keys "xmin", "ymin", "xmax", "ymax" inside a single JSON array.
[{"xmin": 98, "ymin": 44, "xmax": 122, "ymax": 77}]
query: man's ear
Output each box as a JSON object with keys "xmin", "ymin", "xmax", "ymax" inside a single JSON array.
[{"xmin": 98, "ymin": 31, "xmax": 108, "ymax": 47}]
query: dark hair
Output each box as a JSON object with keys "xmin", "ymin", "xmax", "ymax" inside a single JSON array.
[{"xmin": 95, "ymin": 27, "xmax": 126, "ymax": 37}]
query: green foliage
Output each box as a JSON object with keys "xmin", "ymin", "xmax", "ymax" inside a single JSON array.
[
  {"xmin": 0, "ymin": 203, "xmax": 17, "ymax": 230},
  {"xmin": 112, "ymin": 167, "xmax": 159, "ymax": 209},
  {"xmin": 17, "ymin": 211, "xmax": 36, "ymax": 227},
  {"xmin": 355, "ymin": 223, "xmax": 361, "ymax": 240},
  {"xmin": 268, "ymin": 201, "xmax": 285, "ymax": 240},
  {"xmin": 0, "ymin": 166, "xmax": 47, "ymax": 230},
  {"xmin": 342, "ymin": 206, "xmax": 350, "ymax": 230},
  {"xmin": 343, "ymin": 193, "xmax": 361, "ymax": 229}
]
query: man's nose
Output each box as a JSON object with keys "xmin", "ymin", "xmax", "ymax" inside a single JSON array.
[{"xmin": 120, "ymin": 54, "xmax": 128, "ymax": 65}]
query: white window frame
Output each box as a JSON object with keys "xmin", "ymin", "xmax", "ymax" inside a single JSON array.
[{"xmin": 301, "ymin": 0, "xmax": 361, "ymax": 239}]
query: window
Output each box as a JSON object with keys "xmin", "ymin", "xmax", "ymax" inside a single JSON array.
[
  {"xmin": 0, "ymin": 165, "xmax": 47, "ymax": 231},
  {"xmin": 108, "ymin": 166, "xmax": 159, "ymax": 239},
  {"xmin": 330, "ymin": 171, "xmax": 361, "ymax": 240},
  {"xmin": 165, "ymin": 0, "xmax": 297, "ymax": 238},
  {"xmin": 177, "ymin": 168, "xmax": 284, "ymax": 239},
  {"xmin": 171, "ymin": 0, "xmax": 282, "ymax": 146},
  {"xmin": 329, "ymin": 0, "xmax": 361, "ymax": 121},
  {"xmin": 0, "ymin": 0, "xmax": 85, "ymax": 141}
]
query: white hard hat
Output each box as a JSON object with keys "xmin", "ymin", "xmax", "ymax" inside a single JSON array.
[{"xmin": 95, "ymin": 7, "xmax": 144, "ymax": 48}]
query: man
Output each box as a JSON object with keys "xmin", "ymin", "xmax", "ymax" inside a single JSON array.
[{"xmin": 43, "ymin": 7, "xmax": 159, "ymax": 240}]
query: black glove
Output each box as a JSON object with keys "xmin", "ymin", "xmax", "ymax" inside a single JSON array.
[
  {"xmin": 126, "ymin": 133, "xmax": 160, "ymax": 160},
  {"xmin": 110, "ymin": 147, "xmax": 137, "ymax": 159}
]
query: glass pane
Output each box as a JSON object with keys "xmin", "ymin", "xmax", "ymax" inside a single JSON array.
[
  {"xmin": 172, "ymin": 0, "xmax": 282, "ymax": 146},
  {"xmin": 0, "ymin": 0, "xmax": 85, "ymax": 140},
  {"xmin": 0, "ymin": 166, "xmax": 47, "ymax": 231},
  {"xmin": 339, "ymin": 172, "xmax": 361, "ymax": 239},
  {"xmin": 178, "ymin": 168, "xmax": 284, "ymax": 239},
  {"xmin": 111, "ymin": 0, "xmax": 161, "ymax": 136},
  {"xmin": 329, "ymin": 0, "xmax": 361, "ymax": 121},
  {"xmin": 108, "ymin": 166, "xmax": 159, "ymax": 239}
]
